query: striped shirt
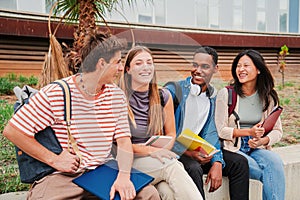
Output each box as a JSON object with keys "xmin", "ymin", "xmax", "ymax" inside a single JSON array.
[{"xmin": 9, "ymin": 75, "xmax": 131, "ymax": 169}]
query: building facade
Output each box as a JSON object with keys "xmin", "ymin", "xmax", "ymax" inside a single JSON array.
[
  {"xmin": 0, "ymin": 0, "xmax": 300, "ymax": 83},
  {"xmin": 1, "ymin": 0, "xmax": 299, "ymax": 34}
]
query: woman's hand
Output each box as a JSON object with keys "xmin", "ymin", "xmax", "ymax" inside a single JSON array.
[
  {"xmin": 248, "ymin": 138, "xmax": 263, "ymax": 148},
  {"xmin": 248, "ymin": 136, "xmax": 269, "ymax": 148},
  {"xmin": 149, "ymin": 148, "xmax": 178, "ymax": 163},
  {"xmin": 250, "ymin": 123, "xmax": 265, "ymax": 138}
]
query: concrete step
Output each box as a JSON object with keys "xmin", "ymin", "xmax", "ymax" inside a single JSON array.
[
  {"xmin": 204, "ymin": 177, "xmax": 262, "ymax": 200},
  {"xmin": 0, "ymin": 191, "xmax": 27, "ymax": 200},
  {"xmin": 1, "ymin": 145, "xmax": 299, "ymax": 200}
]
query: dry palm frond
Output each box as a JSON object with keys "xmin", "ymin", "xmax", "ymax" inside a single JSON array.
[{"xmin": 38, "ymin": 3, "xmax": 72, "ymax": 88}]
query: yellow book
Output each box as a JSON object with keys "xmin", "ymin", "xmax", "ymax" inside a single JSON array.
[{"xmin": 177, "ymin": 129, "xmax": 219, "ymax": 156}]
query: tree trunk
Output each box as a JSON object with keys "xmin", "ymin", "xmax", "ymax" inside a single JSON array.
[
  {"xmin": 68, "ymin": 0, "xmax": 97, "ymax": 74},
  {"xmin": 282, "ymin": 70, "xmax": 285, "ymax": 87}
]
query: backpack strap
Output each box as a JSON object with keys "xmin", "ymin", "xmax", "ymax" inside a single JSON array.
[
  {"xmin": 164, "ymin": 81, "xmax": 182, "ymax": 111},
  {"xmin": 225, "ymin": 86, "xmax": 240, "ymax": 122},
  {"xmin": 226, "ymin": 86, "xmax": 235, "ymax": 116},
  {"xmin": 53, "ymin": 80, "xmax": 72, "ymax": 122},
  {"xmin": 225, "ymin": 85, "xmax": 239, "ymax": 147},
  {"xmin": 53, "ymin": 80, "xmax": 82, "ymax": 164},
  {"xmin": 159, "ymin": 88, "xmax": 165, "ymax": 107}
]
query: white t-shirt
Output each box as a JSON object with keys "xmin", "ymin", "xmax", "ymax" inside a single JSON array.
[{"xmin": 182, "ymin": 88, "xmax": 210, "ymax": 134}]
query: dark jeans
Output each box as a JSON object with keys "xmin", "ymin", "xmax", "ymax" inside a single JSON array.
[{"xmin": 179, "ymin": 149, "xmax": 249, "ymax": 200}]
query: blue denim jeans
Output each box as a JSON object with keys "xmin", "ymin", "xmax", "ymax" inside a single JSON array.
[{"xmin": 238, "ymin": 149, "xmax": 285, "ymax": 200}]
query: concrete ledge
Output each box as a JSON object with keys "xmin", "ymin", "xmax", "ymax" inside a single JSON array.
[
  {"xmin": 1, "ymin": 145, "xmax": 299, "ymax": 200},
  {"xmin": 204, "ymin": 144, "xmax": 300, "ymax": 200},
  {"xmin": 0, "ymin": 191, "xmax": 27, "ymax": 200},
  {"xmin": 203, "ymin": 176, "xmax": 263, "ymax": 200},
  {"xmin": 272, "ymin": 144, "xmax": 300, "ymax": 200}
]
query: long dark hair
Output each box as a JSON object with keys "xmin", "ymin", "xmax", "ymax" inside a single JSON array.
[
  {"xmin": 119, "ymin": 46, "xmax": 163, "ymax": 136},
  {"xmin": 231, "ymin": 49, "xmax": 279, "ymax": 111}
]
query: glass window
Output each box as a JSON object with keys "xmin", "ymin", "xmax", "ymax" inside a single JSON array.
[
  {"xmin": 233, "ymin": 0, "xmax": 243, "ymax": 30},
  {"xmin": 45, "ymin": 0, "xmax": 55, "ymax": 14},
  {"xmin": 257, "ymin": 0, "xmax": 266, "ymax": 9},
  {"xmin": 279, "ymin": 0, "xmax": 288, "ymax": 32},
  {"xmin": 257, "ymin": 11, "xmax": 266, "ymax": 31},
  {"xmin": 209, "ymin": 0, "xmax": 219, "ymax": 28},
  {"xmin": 154, "ymin": 0, "xmax": 165, "ymax": 24},
  {"xmin": 196, "ymin": 0, "xmax": 208, "ymax": 27},
  {"xmin": 257, "ymin": 0, "xmax": 266, "ymax": 32},
  {"xmin": 279, "ymin": 12, "xmax": 287, "ymax": 32},
  {"xmin": 137, "ymin": 1, "xmax": 153, "ymax": 24},
  {"xmin": 0, "ymin": 0, "xmax": 17, "ymax": 10},
  {"xmin": 279, "ymin": 0, "xmax": 288, "ymax": 9},
  {"xmin": 138, "ymin": 14, "xmax": 152, "ymax": 24},
  {"xmin": 233, "ymin": 9, "xmax": 243, "ymax": 29},
  {"xmin": 233, "ymin": 0, "xmax": 242, "ymax": 7}
]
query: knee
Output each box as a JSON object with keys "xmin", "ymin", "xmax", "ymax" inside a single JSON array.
[
  {"xmin": 268, "ymin": 154, "xmax": 284, "ymax": 172},
  {"xmin": 230, "ymin": 153, "xmax": 249, "ymax": 170},
  {"xmin": 226, "ymin": 153, "xmax": 249, "ymax": 177},
  {"xmin": 155, "ymin": 181, "xmax": 174, "ymax": 200},
  {"xmin": 136, "ymin": 185, "xmax": 160, "ymax": 200}
]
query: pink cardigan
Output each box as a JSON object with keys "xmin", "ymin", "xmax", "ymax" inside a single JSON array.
[{"xmin": 215, "ymin": 88, "xmax": 283, "ymax": 152}]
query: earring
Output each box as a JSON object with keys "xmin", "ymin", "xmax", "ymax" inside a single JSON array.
[{"xmin": 258, "ymin": 71, "xmax": 261, "ymax": 74}]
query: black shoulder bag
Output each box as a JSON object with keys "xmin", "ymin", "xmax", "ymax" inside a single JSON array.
[{"xmin": 14, "ymin": 80, "xmax": 76, "ymax": 184}]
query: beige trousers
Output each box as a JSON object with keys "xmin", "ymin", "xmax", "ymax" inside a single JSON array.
[
  {"xmin": 132, "ymin": 157, "xmax": 203, "ymax": 200},
  {"xmin": 27, "ymin": 172, "xmax": 159, "ymax": 200}
]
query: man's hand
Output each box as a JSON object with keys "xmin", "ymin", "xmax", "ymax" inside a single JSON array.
[
  {"xmin": 52, "ymin": 149, "xmax": 80, "ymax": 173},
  {"xmin": 205, "ymin": 162, "xmax": 222, "ymax": 192},
  {"xmin": 185, "ymin": 150, "xmax": 212, "ymax": 165},
  {"xmin": 110, "ymin": 172, "xmax": 136, "ymax": 200}
]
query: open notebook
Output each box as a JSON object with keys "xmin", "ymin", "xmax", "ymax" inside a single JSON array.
[{"xmin": 72, "ymin": 160, "xmax": 154, "ymax": 200}]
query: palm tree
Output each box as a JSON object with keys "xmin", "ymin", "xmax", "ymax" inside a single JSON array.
[{"xmin": 44, "ymin": 0, "xmax": 150, "ymax": 82}]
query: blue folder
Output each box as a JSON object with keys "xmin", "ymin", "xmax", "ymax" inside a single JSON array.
[{"xmin": 72, "ymin": 160, "xmax": 154, "ymax": 200}]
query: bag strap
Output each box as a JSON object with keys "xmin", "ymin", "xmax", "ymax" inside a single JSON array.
[
  {"xmin": 53, "ymin": 80, "xmax": 82, "ymax": 163},
  {"xmin": 225, "ymin": 85, "xmax": 240, "ymax": 147},
  {"xmin": 226, "ymin": 86, "xmax": 240, "ymax": 122},
  {"xmin": 164, "ymin": 81, "xmax": 182, "ymax": 111},
  {"xmin": 159, "ymin": 89, "xmax": 165, "ymax": 107},
  {"xmin": 226, "ymin": 86, "xmax": 235, "ymax": 116}
]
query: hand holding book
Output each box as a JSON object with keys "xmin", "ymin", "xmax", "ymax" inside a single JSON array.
[
  {"xmin": 261, "ymin": 106, "xmax": 283, "ymax": 137},
  {"xmin": 177, "ymin": 129, "xmax": 219, "ymax": 156}
]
